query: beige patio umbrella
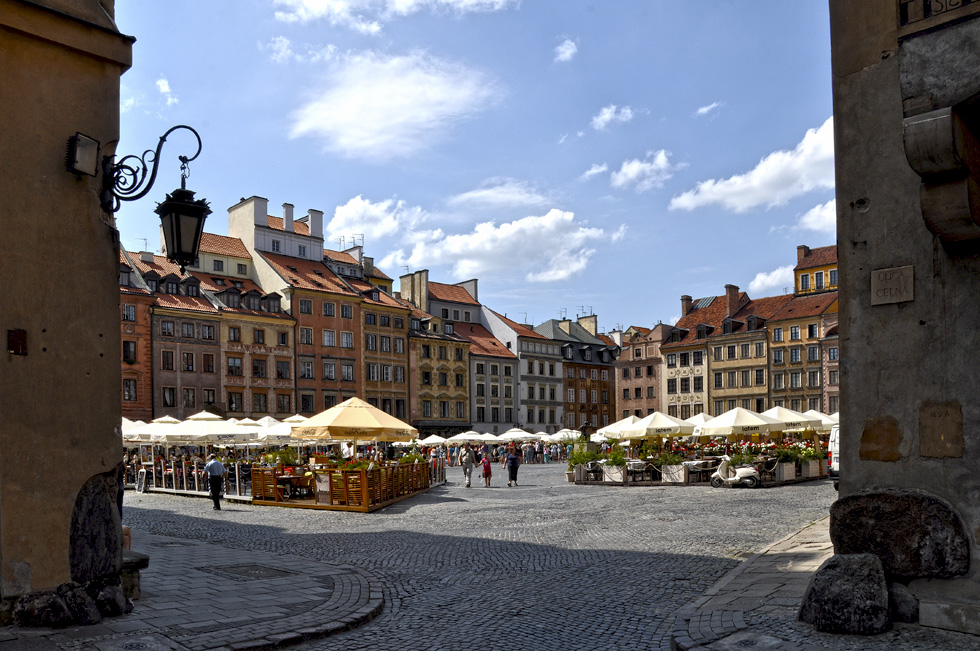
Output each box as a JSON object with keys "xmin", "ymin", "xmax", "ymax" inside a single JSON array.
[
  {"xmin": 596, "ymin": 415, "xmax": 641, "ymax": 438},
  {"xmin": 447, "ymin": 430, "xmax": 485, "ymax": 443},
  {"xmin": 695, "ymin": 407, "xmax": 787, "ymax": 439},
  {"xmin": 125, "ymin": 415, "xmax": 181, "ymax": 442},
  {"xmin": 498, "ymin": 428, "xmax": 535, "ymax": 442},
  {"xmin": 290, "ymin": 397, "xmax": 417, "ymax": 443},
  {"xmin": 684, "ymin": 413, "xmax": 712, "ymax": 427},
  {"xmin": 419, "ymin": 434, "xmax": 448, "ymax": 445},
  {"xmin": 761, "ymin": 406, "xmax": 822, "ymax": 433},
  {"xmin": 159, "ymin": 411, "xmax": 258, "ymax": 445},
  {"xmin": 803, "ymin": 409, "xmax": 837, "ymax": 431},
  {"xmin": 618, "ymin": 412, "xmax": 695, "ymax": 439}
]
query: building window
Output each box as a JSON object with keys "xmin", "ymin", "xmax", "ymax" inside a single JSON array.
[
  {"xmin": 365, "ymin": 313, "xmax": 377, "ymax": 325},
  {"xmin": 161, "ymin": 350, "xmax": 175, "ymax": 370},
  {"xmin": 728, "ymin": 371, "xmax": 737, "ymax": 387},
  {"xmin": 298, "ymin": 299, "xmax": 312, "ymax": 314},
  {"xmin": 693, "ymin": 376, "xmax": 703, "ymax": 392},
  {"xmin": 342, "ymin": 363, "xmax": 355, "ymax": 381},
  {"xmin": 727, "ymin": 345, "xmax": 736, "ymax": 360},
  {"xmin": 276, "ymin": 361, "xmax": 291, "ymax": 379},
  {"xmin": 773, "ymin": 373, "xmax": 785, "ymax": 390},
  {"xmin": 341, "ymin": 332, "xmax": 354, "ymax": 348},
  {"xmin": 692, "ymin": 351, "xmax": 703, "ymax": 366},
  {"xmin": 278, "ymin": 331, "xmax": 289, "ymax": 346},
  {"xmin": 227, "ymin": 356, "xmax": 242, "ymax": 376},
  {"xmin": 667, "ymin": 378, "xmax": 677, "ymax": 394},
  {"xmin": 366, "ymin": 363, "xmax": 379, "ymax": 381},
  {"xmin": 161, "ymin": 321, "xmax": 174, "ymax": 337},
  {"xmin": 808, "ymin": 345, "xmax": 820, "ymax": 361},
  {"xmin": 713, "ymin": 346, "xmax": 722, "ymax": 361},
  {"xmin": 323, "ymin": 330, "xmax": 336, "ymax": 347},
  {"xmin": 714, "ymin": 400, "xmax": 724, "ymax": 415},
  {"xmin": 300, "ymin": 361, "xmax": 314, "ymax": 379},
  {"xmin": 790, "ymin": 348, "xmax": 801, "ymax": 363},
  {"xmin": 808, "ymin": 324, "xmax": 818, "ymax": 338},
  {"xmin": 323, "ymin": 302, "xmax": 335, "ymax": 317},
  {"xmin": 229, "ymin": 326, "xmax": 241, "ymax": 342},
  {"xmin": 741, "ymin": 370, "xmax": 751, "ymax": 387},
  {"xmin": 300, "ymin": 327, "xmax": 313, "ymax": 345},
  {"xmin": 773, "ymin": 328, "xmax": 783, "ymax": 342},
  {"xmin": 666, "ymin": 353, "xmax": 676, "ymax": 368},
  {"xmin": 800, "ymin": 274, "xmax": 810, "ymax": 290},
  {"xmin": 277, "ymin": 394, "xmax": 290, "ymax": 413},
  {"xmin": 253, "ymin": 329, "xmax": 265, "ymax": 344},
  {"xmin": 829, "ymin": 370, "xmax": 839, "ymax": 385},
  {"xmin": 395, "ymin": 366, "xmax": 405, "ymax": 383},
  {"xmin": 394, "ymin": 338, "xmax": 405, "ymax": 354},
  {"xmin": 298, "ymin": 245, "xmax": 307, "ymax": 257},
  {"xmin": 341, "ymin": 304, "xmax": 353, "ymax": 319},
  {"xmin": 808, "ymin": 370, "xmax": 820, "ymax": 387},
  {"xmin": 213, "ymin": 260, "xmax": 223, "ymax": 272},
  {"xmin": 253, "ymin": 358, "xmax": 267, "ymax": 378},
  {"xmin": 271, "ymin": 240, "xmax": 281, "ymax": 252},
  {"xmin": 790, "ymin": 372, "xmax": 802, "ymax": 389},
  {"xmin": 323, "ymin": 361, "xmax": 336, "ymax": 380},
  {"xmin": 422, "ymin": 400, "xmax": 432, "ymax": 418},
  {"xmin": 679, "ymin": 352, "xmax": 689, "ymax": 367},
  {"xmin": 251, "ymin": 393, "xmax": 266, "ymax": 412},
  {"xmin": 680, "ymin": 377, "xmax": 690, "ymax": 393},
  {"xmin": 366, "ymin": 334, "xmax": 378, "ymax": 350},
  {"xmin": 790, "ymin": 326, "xmax": 801, "ymax": 340},
  {"xmin": 122, "ymin": 304, "xmax": 136, "ymax": 322},
  {"xmin": 122, "ymin": 340, "xmax": 137, "ymax": 362},
  {"xmin": 123, "ymin": 379, "xmax": 137, "ymax": 401},
  {"xmin": 829, "ymin": 395, "xmax": 839, "ymax": 412},
  {"xmin": 162, "ymin": 387, "xmax": 176, "ymax": 408},
  {"xmin": 714, "ymin": 372, "xmax": 723, "ymax": 389},
  {"xmin": 773, "ymin": 349, "xmax": 784, "ymax": 364},
  {"xmin": 202, "ymin": 325, "xmax": 215, "ymax": 340},
  {"xmin": 182, "ymin": 388, "xmax": 196, "ymax": 409},
  {"xmin": 755, "ymin": 342, "xmax": 764, "ymax": 357},
  {"xmin": 740, "ymin": 343, "xmax": 750, "ymax": 358},
  {"xmin": 830, "ymin": 269, "xmax": 838, "ymax": 285},
  {"xmin": 182, "ymin": 352, "xmax": 194, "ymax": 372},
  {"xmin": 829, "ymin": 347, "xmax": 839, "ymax": 361},
  {"xmin": 756, "ymin": 369, "xmax": 765, "ymax": 385}
]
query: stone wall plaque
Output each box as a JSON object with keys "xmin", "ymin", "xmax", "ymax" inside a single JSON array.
[
  {"xmin": 860, "ymin": 415, "xmax": 903, "ymax": 461},
  {"xmin": 871, "ymin": 265, "xmax": 914, "ymax": 305},
  {"xmin": 919, "ymin": 400, "xmax": 964, "ymax": 457}
]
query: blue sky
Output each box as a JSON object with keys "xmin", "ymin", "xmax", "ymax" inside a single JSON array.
[{"xmin": 114, "ymin": 1, "xmax": 834, "ymax": 332}]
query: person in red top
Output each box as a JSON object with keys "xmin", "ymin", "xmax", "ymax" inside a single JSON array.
[{"xmin": 480, "ymin": 454, "xmax": 492, "ymax": 487}]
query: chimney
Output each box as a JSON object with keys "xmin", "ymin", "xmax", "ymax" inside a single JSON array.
[
  {"xmin": 140, "ymin": 251, "xmax": 154, "ymax": 264},
  {"xmin": 558, "ymin": 319, "xmax": 572, "ymax": 334},
  {"xmin": 457, "ymin": 279, "xmax": 478, "ymax": 302},
  {"xmin": 681, "ymin": 295, "xmax": 692, "ymax": 316},
  {"xmin": 797, "ymin": 245, "xmax": 810, "ymax": 264},
  {"xmin": 578, "ymin": 314, "xmax": 598, "ymax": 336},
  {"xmin": 725, "ymin": 284, "xmax": 739, "ymax": 317},
  {"xmin": 307, "ymin": 209, "xmax": 323, "ymax": 240},
  {"xmin": 283, "ymin": 203, "xmax": 294, "ymax": 232},
  {"xmin": 363, "ymin": 256, "xmax": 374, "ymax": 276}
]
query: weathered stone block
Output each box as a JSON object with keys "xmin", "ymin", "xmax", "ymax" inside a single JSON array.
[
  {"xmin": 830, "ymin": 489, "xmax": 969, "ymax": 579},
  {"xmin": 70, "ymin": 473, "xmax": 123, "ymax": 584},
  {"xmin": 12, "ymin": 591, "xmax": 72, "ymax": 628},
  {"xmin": 799, "ymin": 553, "xmax": 890, "ymax": 634},
  {"xmin": 889, "ymin": 581, "xmax": 919, "ymax": 623},
  {"xmin": 95, "ymin": 583, "xmax": 126, "ymax": 617}
]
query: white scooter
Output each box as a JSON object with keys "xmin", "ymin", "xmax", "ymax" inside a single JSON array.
[{"xmin": 710, "ymin": 455, "xmax": 760, "ymax": 489}]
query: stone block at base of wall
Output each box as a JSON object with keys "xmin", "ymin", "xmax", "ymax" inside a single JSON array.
[{"xmin": 799, "ymin": 553, "xmax": 890, "ymax": 634}]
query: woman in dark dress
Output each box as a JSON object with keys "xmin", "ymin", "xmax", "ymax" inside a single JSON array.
[{"xmin": 503, "ymin": 444, "xmax": 521, "ymax": 487}]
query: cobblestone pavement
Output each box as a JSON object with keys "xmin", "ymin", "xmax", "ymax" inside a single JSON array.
[{"xmin": 124, "ymin": 465, "xmax": 838, "ymax": 650}]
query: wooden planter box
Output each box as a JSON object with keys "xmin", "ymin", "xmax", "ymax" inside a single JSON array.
[
  {"xmin": 603, "ymin": 465, "xmax": 626, "ymax": 484},
  {"xmin": 775, "ymin": 462, "xmax": 796, "ymax": 483},
  {"xmin": 565, "ymin": 471, "xmax": 575, "ymax": 482},
  {"xmin": 661, "ymin": 465, "xmax": 689, "ymax": 483}
]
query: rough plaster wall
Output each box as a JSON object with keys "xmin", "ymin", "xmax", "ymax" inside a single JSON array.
[
  {"xmin": 0, "ymin": 11, "xmax": 126, "ymax": 594},
  {"xmin": 832, "ymin": 0, "xmax": 980, "ymax": 576}
]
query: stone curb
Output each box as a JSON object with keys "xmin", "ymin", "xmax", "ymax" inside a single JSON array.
[{"xmin": 667, "ymin": 515, "xmax": 831, "ymax": 650}]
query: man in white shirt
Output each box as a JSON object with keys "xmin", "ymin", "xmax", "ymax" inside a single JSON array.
[{"xmin": 204, "ymin": 454, "xmax": 226, "ymax": 511}]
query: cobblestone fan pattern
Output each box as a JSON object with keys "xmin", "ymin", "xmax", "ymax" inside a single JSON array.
[{"xmin": 128, "ymin": 466, "xmax": 836, "ymax": 651}]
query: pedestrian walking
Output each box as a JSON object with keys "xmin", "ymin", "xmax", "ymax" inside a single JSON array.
[
  {"xmin": 458, "ymin": 443, "xmax": 475, "ymax": 488},
  {"xmin": 503, "ymin": 444, "xmax": 521, "ymax": 487},
  {"xmin": 204, "ymin": 454, "xmax": 226, "ymax": 511},
  {"xmin": 480, "ymin": 454, "xmax": 492, "ymax": 487}
]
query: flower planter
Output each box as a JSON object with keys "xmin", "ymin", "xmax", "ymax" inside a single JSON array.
[
  {"xmin": 566, "ymin": 471, "xmax": 575, "ymax": 482},
  {"xmin": 574, "ymin": 464, "xmax": 587, "ymax": 482},
  {"xmin": 603, "ymin": 465, "xmax": 627, "ymax": 484},
  {"xmin": 661, "ymin": 465, "xmax": 688, "ymax": 483},
  {"xmin": 798, "ymin": 460, "xmax": 820, "ymax": 479},
  {"xmin": 775, "ymin": 462, "xmax": 796, "ymax": 483}
]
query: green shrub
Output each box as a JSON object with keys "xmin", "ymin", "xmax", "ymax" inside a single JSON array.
[{"xmin": 606, "ymin": 447, "xmax": 627, "ymax": 466}]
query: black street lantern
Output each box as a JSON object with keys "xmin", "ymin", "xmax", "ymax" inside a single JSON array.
[
  {"xmin": 156, "ymin": 186, "xmax": 211, "ymax": 273},
  {"xmin": 82, "ymin": 124, "xmax": 210, "ymax": 271}
]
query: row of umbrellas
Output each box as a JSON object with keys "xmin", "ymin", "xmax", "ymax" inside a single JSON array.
[
  {"xmin": 406, "ymin": 427, "xmax": 584, "ymax": 448},
  {"xmin": 596, "ymin": 406, "xmax": 839, "ymax": 442}
]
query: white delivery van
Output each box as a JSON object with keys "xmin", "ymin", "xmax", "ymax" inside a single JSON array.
[{"xmin": 828, "ymin": 424, "xmax": 840, "ymax": 491}]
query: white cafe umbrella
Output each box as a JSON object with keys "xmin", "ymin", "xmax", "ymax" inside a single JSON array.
[
  {"xmin": 619, "ymin": 412, "xmax": 695, "ymax": 439},
  {"xmin": 419, "ymin": 434, "xmax": 448, "ymax": 445},
  {"xmin": 157, "ymin": 411, "xmax": 259, "ymax": 444},
  {"xmin": 803, "ymin": 410, "xmax": 838, "ymax": 430},
  {"xmin": 685, "ymin": 413, "xmax": 712, "ymax": 427},
  {"xmin": 255, "ymin": 416, "xmax": 281, "ymax": 428},
  {"xmin": 829, "ymin": 412, "xmax": 840, "ymax": 423},
  {"xmin": 761, "ymin": 406, "xmax": 821, "ymax": 433},
  {"xmin": 283, "ymin": 413, "xmax": 308, "ymax": 423},
  {"xmin": 447, "ymin": 431, "xmax": 484, "ymax": 443},
  {"xmin": 695, "ymin": 408, "xmax": 787, "ymax": 438},
  {"xmin": 479, "ymin": 433, "xmax": 500, "ymax": 443},
  {"xmin": 552, "ymin": 428, "xmax": 582, "ymax": 442},
  {"xmin": 126, "ymin": 415, "xmax": 181, "ymax": 442},
  {"xmin": 597, "ymin": 415, "xmax": 640, "ymax": 438},
  {"xmin": 498, "ymin": 428, "xmax": 535, "ymax": 442}
]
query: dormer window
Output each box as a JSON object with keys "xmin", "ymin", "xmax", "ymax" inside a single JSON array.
[
  {"xmin": 411, "ymin": 319, "xmax": 421, "ymax": 330},
  {"xmin": 298, "ymin": 245, "xmax": 307, "ymax": 257},
  {"xmin": 165, "ymin": 281, "xmax": 178, "ymax": 294},
  {"xmin": 146, "ymin": 279, "xmax": 158, "ymax": 292},
  {"xmin": 267, "ymin": 297, "xmax": 281, "ymax": 313},
  {"xmin": 444, "ymin": 323, "xmax": 454, "ymax": 335},
  {"xmin": 214, "ymin": 278, "xmax": 225, "ymax": 286},
  {"xmin": 213, "ymin": 260, "xmax": 223, "ymax": 272},
  {"xmin": 186, "ymin": 284, "xmax": 199, "ymax": 297},
  {"xmin": 234, "ymin": 281, "xmax": 243, "ymax": 288},
  {"xmin": 225, "ymin": 293, "xmax": 241, "ymax": 308},
  {"xmin": 272, "ymin": 240, "xmax": 281, "ymax": 252}
]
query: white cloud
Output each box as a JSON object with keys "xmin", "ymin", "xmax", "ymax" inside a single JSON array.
[
  {"xmin": 669, "ymin": 116, "xmax": 835, "ymax": 212},
  {"xmin": 273, "ymin": 0, "xmax": 517, "ymax": 32},
  {"xmin": 610, "ymin": 150, "xmax": 675, "ymax": 193},
  {"xmin": 447, "ymin": 179, "xmax": 551, "ymax": 208},
  {"xmin": 748, "ymin": 265, "xmax": 795, "ymax": 294},
  {"xmin": 591, "ymin": 104, "xmax": 633, "ymax": 130},
  {"xmin": 694, "ymin": 101, "xmax": 723, "ymax": 117},
  {"xmin": 381, "ymin": 209, "xmax": 618, "ymax": 283},
  {"xmin": 328, "ymin": 195, "xmax": 438, "ymax": 243},
  {"xmin": 260, "ymin": 36, "xmax": 338, "ymax": 64},
  {"xmin": 558, "ymin": 133, "xmax": 568, "ymax": 144},
  {"xmin": 554, "ymin": 39, "xmax": 578, "ymax": 62},
  {"xmin": 290, "ymin": 51, "xmax": 500, "ymax": 161},
  {"xmin": 121, "ymin": 96, "xmax": 139, "ymax": 114},
  {"xmin": 579, "ymin": 163, "xmax": 608, "ymax": 182},
  {"xmin": 156, "ymin": 77, "xmax": 178, "ymax": 106},
  {"xmin": 796, "ymin": 199, "xmax": 837, "ymax": 234}
]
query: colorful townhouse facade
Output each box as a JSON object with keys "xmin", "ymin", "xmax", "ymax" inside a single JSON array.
[{"xmin": 614, "ymin": 324, "xmax": 669, "ymax": 419}]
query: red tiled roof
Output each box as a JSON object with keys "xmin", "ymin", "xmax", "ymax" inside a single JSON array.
[
  {"xmin": 324, "ymin": 249, "xmax": 358, "ymax": 265},
  {"xmin": 154, "ymin": 293, "xmax": 220, "ymax": 314},
  {"xmin": 796, "ymin": 245, "xmax": 837, "ymax": 271},
  {"xmin": 391, "ymin": 295, "xmax": 432, "ymax": 320},
  {"xmin": 367, "ymin": 266, "xmax": 391, "ymax": 281},
  {"xmin": 200, "ymin": 233, "xmax": 251, "ymax": 259},
  {"xmin": 187, "ymin": 272, "xmax": 264, "ymax": 296},
  {"xmin": 771, "ymin": 291, "xmax": 839, "ymax": 321},
  {"xmin": 596, "ymin": 334, "xmax": 617, "ymax": 346},
  {"xmin": 626, "ymin": 325, "xmax": 652, "ymax": 337},
  {"xmin": 129, "ymin": 253, "xmax": 184, "ymax": 279},
  {"xmin": 120, "ymin": 286, "xmax": 152, "ymax": 296},
  {"xmin": 119, "ymin": 250, "xmax": 130, "ymax": 267},
  {"xmin": 661, "ymin": 292, "xmax": 749, "ymax": 349},
  {"xmin": 260, "ymin": 252, "xmax": 356, "ymax": 296},
  {"xmin": 429, "ymin": 281, "xmax": 480, "ymax": 306},
  {"xmin": 491, "ymin": 309, "xmax": 546, "ymax": 339},
  {"xmin": 346, "ymin": 278, "xmax": 410, "ymax": 311},
  {"xmin": 455, "ymin": 323, "xmax": 517, "ymax": 359},
  {"xmin": 267, "ymin": 216, "xmax": 311, "ymax": 237},
  {"xmin": 731, "ymin": 294, "xmax": 794, "ymax": 323}
]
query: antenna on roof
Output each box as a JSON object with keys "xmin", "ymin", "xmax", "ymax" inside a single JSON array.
[
  {"xmin": 402, "ymin": 266, "xmax": 410, "ymax": 274},
  {"xmin": 559, "ymin": 307, "xmax": 567, "ymax": 319},
  {"xmin": 520, "ymin": 312, "xmax": 527, "ymax": 323},
  {"xmin": 349, "ymin": 233, "xmax": 364, "ymax": 247},
  {"xmin": 337, "ymin": 236, "xmax": 345, "ymax": 248},
  {"xmin": 576, "ymin": 305, "xmax": 585, "ymax": 317},
  {"xmin": 784, "ymin": 287, "xmax": 791, "ymax": 294},
  {"xmin": 137, "ymin": 237, "xmax": 148, "ymax": 252}
]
